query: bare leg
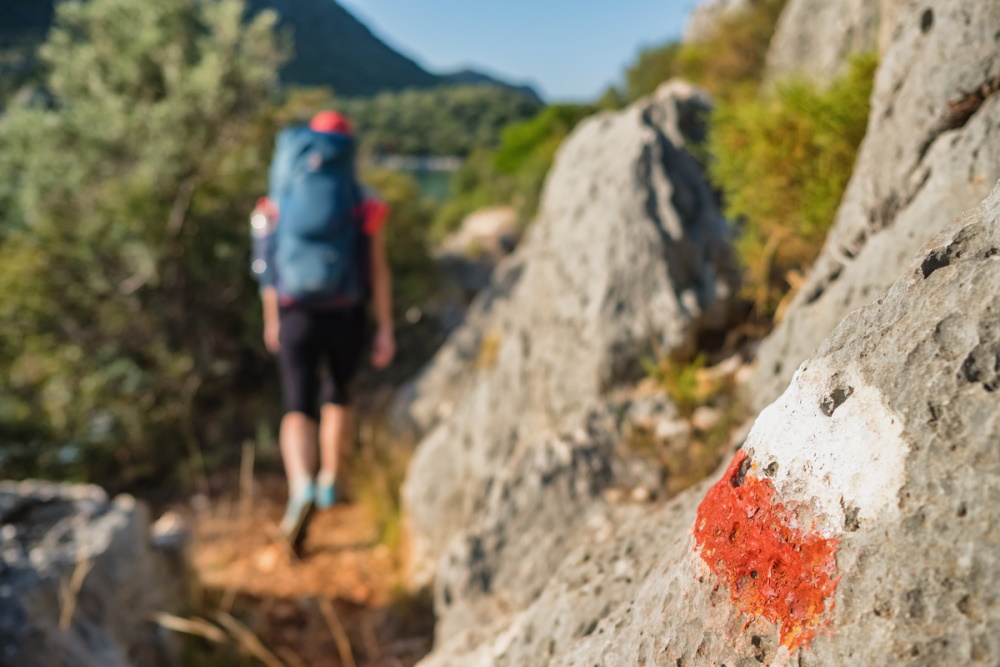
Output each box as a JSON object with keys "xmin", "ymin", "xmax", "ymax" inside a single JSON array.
[
  {"xmin": 280, "ymin": 411, "xmax": 318, "ymax": 488},
  {"xmin": 317, "ymin": 403, "xmax": 353, "ymax": 507},
  {"xmin": 319, "ymin": 403, "xmax": 353, "ymax": 481},
  {"xmin": 279, "ymin": 411, "xmax": 319, "ymax": 545}
]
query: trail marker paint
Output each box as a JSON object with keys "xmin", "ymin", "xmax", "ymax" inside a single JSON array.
[{"xmin": 694, "ymin": 450, "xmax": 840, "ymax": 651}]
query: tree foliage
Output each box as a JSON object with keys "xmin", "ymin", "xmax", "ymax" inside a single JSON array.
[
  {"xmin": 0, "ymin": 0, "xmax": 286, "ymax": 486},
  {"xmin": 675, "ymin": 0, "xmax": 787, "ymax": 103},
  {"xmin": 338, "ymin": 85, "xmax": 543, "ymax": 158},
  {"xmin": 356, "ymin": 168, "xmax": 447, "ymax": 387}
]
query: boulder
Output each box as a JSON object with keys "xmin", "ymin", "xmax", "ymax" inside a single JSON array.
[
  {"xmin": 418, "ymin": 174, "xmax": 1000, "ymax": 667},
  {"xmin": 751, "ymin": 0, "xmax": 1000, "ymax": 411},
  {"xmin": 401, "ymin": 80, "xmax": 740, "ymax": 638},
  {"xmin": 0, "ymin": 481, "xmax": 185, "ymax": 667},
  {"xmin": 765, "ymin": 0, "xmax": 889, "ymax": 85}
]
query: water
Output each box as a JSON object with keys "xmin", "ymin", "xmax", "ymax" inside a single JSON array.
[
  {"xmin": 370, "ymin": 155, "xmax": 460, "ymax": 203},
  {"xmin": 409, "ymin": 168, "xmax": 453, "ymax": 202}
]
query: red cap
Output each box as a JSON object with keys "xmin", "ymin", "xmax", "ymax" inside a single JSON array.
[{"xmin": 310, "ymin": 111, "xmax": 354, "ymax": 135}]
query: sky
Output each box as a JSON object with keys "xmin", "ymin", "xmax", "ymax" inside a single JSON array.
[{"xmin": 337, "ymin": 0, "xmax": 699, "ymax": 101}]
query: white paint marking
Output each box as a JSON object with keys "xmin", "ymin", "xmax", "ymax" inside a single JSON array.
[{"xmin": 743, "ymin": 360, "xmax": 909, "ymax": 537}]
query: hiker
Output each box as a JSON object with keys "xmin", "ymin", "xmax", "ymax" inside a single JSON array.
[{"xmin": 250, "ymin": 111, "xmax": 395, "ymax": 550}]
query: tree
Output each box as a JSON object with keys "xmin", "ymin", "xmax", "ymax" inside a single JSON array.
[
  {"xmin": 0, "ymin": 0, "xmax": 286, "ymax": 487},
  {"xmin": 338, "ymin": 85, "xmax": 543, "ymax": 158}
]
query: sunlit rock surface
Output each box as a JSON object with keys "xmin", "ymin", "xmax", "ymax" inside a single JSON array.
[
  {"xmin": 0, "ymin": 481, "xmax": 184, "ymax": 667},
  {"xmin": 400, "ymin": 81, "xmax": 740, "ymax": 642},
  {"xmin": 683, "ymin": 0, "xmax": 754, "ymax": 45},
  {"xmin": 751, "ymin": 0, "xmax": 1000, "ymax": 410},
  {"xmin": 765, "ymin": 0, "xmax": 889, "ymax": 85},
  {"xmin": 418, "ymin": 178, "xmax": 1000, "ymax": 667}
]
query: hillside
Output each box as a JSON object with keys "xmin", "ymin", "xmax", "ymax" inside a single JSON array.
[
  {"xmin": 0, "ymin": 0, "xmax": 55, "ymax": 45},
  {"xmin": 246, "ymin": 0, "xmax": 438, "ymax": 95},
  {"xmin": 0, "ymin": 0, "xmax": 539, "ymax": 99}
]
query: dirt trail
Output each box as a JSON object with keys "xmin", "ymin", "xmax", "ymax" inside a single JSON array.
[{"xmin": 184, "ymin": 473, "xmax": 433, "ymax": 667}]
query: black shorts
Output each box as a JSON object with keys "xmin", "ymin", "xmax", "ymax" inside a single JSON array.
[{"xmin": 277, "ymin": 305, "xmax": 367, "ymax": 418}]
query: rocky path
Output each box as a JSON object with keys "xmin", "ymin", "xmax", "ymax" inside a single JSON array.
[{"xmin": 183, "ymin": 473, "xmax": 433, "ymax": 667}]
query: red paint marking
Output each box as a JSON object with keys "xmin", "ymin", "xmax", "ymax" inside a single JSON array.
[{"xmin": 693, "ymin": 450, "xmax": 840, "ymax": 651}]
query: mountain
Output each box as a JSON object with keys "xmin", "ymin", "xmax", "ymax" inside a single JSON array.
[
  {"xmin": 246, "ymin": 0, "xmax": 438, "ymax": 95},
  {"xmin": 0, "ymin": 0, "xmax": 541, "ymax": 100},
  {"xmin": 441, "ymin": 68, "xmax": 543, "ymax": 103},
  {"xmin": 0, "ymin": 0, "xmax": 55, "ymax": 46}
]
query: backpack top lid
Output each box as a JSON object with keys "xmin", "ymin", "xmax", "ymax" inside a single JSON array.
[
  {"xmin": 268, "ymin": 124, "xmax": 357, "ymax": 205},
  {"xmin": 310, "ymin": 110, "xmax": 354, "ymax": 136}
]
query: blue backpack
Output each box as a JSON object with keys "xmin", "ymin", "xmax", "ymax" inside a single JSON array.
[{"xmin": 254, "ymin": 126, "xmax": 365, "ymax": 305}]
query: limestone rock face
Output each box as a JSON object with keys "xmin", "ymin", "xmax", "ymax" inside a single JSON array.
[
  {"xmin": 418, "ymin": 179, "xmax": 1000, "ymax": 667},
  {"xmin": 765, "ymin": 0, "xmax": 888, "ymax": 85},
  {"xmin": 751, "ymin": 0, "xmax": 1000, "ymax": 410},
  {"xmin": 0, "ymin": 481, "xmax": 184, "ymax": 667},
  {"xmin": 401, "ymin": 81, "xmax": 739, "ymax": 637},
  {"xmin": 683, "ymin": 0, "xmax": 753, "ymax": 45}
]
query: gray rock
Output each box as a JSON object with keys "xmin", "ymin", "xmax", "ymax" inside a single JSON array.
[
  {"xmin": 431, "ymin": 408, "xmax": 620, "ymax": 641},
  {"xmin": 401, "ymin": 81, "xmax": 740, "ymax": 638},
  {"xmin": 765, "ymin": 0, "xmax": 888, "ymax": 85},
  {"xmin": 623, "ymin": 390, "xmax": 690, "ymax": 443},
  {"xmin": 418, "ymin": 175, "xmax": 1000, "ymax": 667},
  {"xmin": 0, "ymin": 480, "xmax": 185, "ymax": 667},
  {"xmin": 751, "ymin": 0, "xmax": 1000, "ymax": 411},
  {"xmin": 388, "ymin": 253, "xmax": 528, "ymax": 441},
  {"xmin": 684, "ymin": 0, "xmax": 754, "ymax": 45}
]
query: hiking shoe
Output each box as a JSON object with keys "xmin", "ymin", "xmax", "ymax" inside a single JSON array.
[
  {"xmin": 280, "ymin": 491, "xmax": 315, "ymax": 555},
  {"xmin": 315, "ymin": 479, "xmax": 336, "ymax": 509}
]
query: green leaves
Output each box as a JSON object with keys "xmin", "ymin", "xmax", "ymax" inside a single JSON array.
[
  {"xmin": 707, "ymin": 53, "xmax": 879, "ymax": 315},
  {"xmin": 0, "ymin": 0, "xmax": 285, "ymax": 487}
]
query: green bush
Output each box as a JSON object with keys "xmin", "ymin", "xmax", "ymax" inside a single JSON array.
[
  {"xmin": 674, "ymin": 0, "xmax": 787, "ymax": 103},
  {"xmin": 641, "ymin": 354, "xmax": 709, "ymax": 418},
  {"xmin": 707, "ymin": 53, "xmax": 878, "ymax": 314},
  {"xmin": 354, "ymin": 167, "xmax": 450, "ymax": 389},
  {"xmin": 0, "ymin": 0, "xmax": 286, "ymax": 488},
  {"xmin": 361, "ymin": 168, "xmax": 441, "ymax": 318}
]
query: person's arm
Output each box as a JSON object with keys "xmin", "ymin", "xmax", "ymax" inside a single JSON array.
[
  {"xmin": 251, "ymin": 197, "xmax": 281, "ymax": 353},
  {"xmin": 262, "ymin": 286, "xmax": 280, "ymax": 353},
  {"xmin": 369, "ymin": 227, "xmax": 395, "ymax": 368}
]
